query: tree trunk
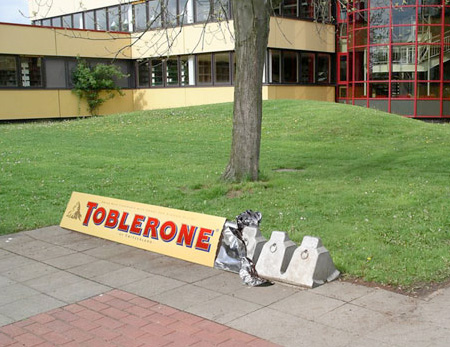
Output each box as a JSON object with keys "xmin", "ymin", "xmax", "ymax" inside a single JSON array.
[{"xmin": 222, "ymin": 0, "xmax": 270, "ymax": 181}]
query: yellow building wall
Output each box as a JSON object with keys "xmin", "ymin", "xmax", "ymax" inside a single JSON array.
[
  {"xmin": 0, "ymin": 23, "xmax": 131, "ymax": 58},
  {"xmin": 269, "ymin": 18, "xmax": 335, "ymax": 53},
  {"xmin": 0, "ymin": 90, "xmax": 134, "ymax": 120},
  {"xmin": 265, "ymin": 85, "xmax": 335, "ymax": 102},
  {"xmin": 133, "ymin": 87, "xmax": 235, "ymax": 110}
]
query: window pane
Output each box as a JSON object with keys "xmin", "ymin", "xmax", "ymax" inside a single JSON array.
[
  {"xmin": 45, "ymin": 57, "xmax": 67, "ymax": 88},
  {"xmin": 0, "ymin": 56, "xmax": 17, "ymax": 87},
  {"xmin": 73, "ymin": 13, "xmax": 82, "ymax": 29},
  {"xmin": 21, "ymin": 57, "xmax": 42, "ymax": 87},
  {"xmin": 149, "ymin": 0, "xmax": 161, "ymax": 28},
  {"xmin": 180, "ymin": 56, "xmax": 194, "ymax": 85},
  {"xmin": 283, "ymin": 0, "xmax": 297, "ymax": 17},
  {"xmin": 214, "ymin": 0, "xmax": 229, "ymax": 21},
  {"xmin": 299, "ymin": 53, "xmax": 314, "ymax": 83},
  {"xmin": 282, "ymin": 51, "xmax": 297, "ymax": 83},
  {"xmin": 84, "ymin": 11, "xmax": 95, "ymax": 30},
  {"xmin": 270, "ymin": 50, "xmax": 281, "ymax": 83},
  {"xmin": 121, "ymin": 4, "xmax": 130, "ymax": 31},
  {"xmin": 62, "ymin": 15, "xmax": 72, "ymax": 28},
  {"xmin": 392, "ymin": 6, "xmax": 416, "ymax": 25},
  {"xmin": 42, "ymin": 18, "xmax": 51, "ymax": 26},
  {"xmin": 96, "ymin": 9, "xmax": 107, "ymax": 30},
  {"xmin": 179, "ymin": 0, "xmax": 190, "ymax": 24},
  {"xmin": 166, "ymin": 58, "xmax": 179, "ymax": 86},
  {"xmin": 197, "ymin": 54, "xmax": 212, "ymax": 84},
  {"xmin": 195, "ymin": 0, "xmax": 210, "ymax": 22},
  {"xmin": 108, "ymin": 6, "xmax": 120, "ymax": 31},
  {"xmin": 370, "ymin": 83, "xmax": 389, "ymax": 97},
  {"xmin": 418, "ymin": 46, "xmax": 440, "ymax": 80},
  {"xmin": 392, "ymin": 26, "xmax": 414, "ymax": 43},
  {"xmin": 151, "ymin": 59, "xmax": 163, "ymax": 86},
  {"xmin": 391, "ymin": 82, "xmax": 414, "ymax": 98},
  {"xmin": 419, "ymin": 6, "xmax": 442, "ymax": 25},
  {"xmin": 339, "ymin": 56, "xmax": 347, "ymax": 81},
  {"xmin": 52, "ymin": 17, "xmax": 62, "ymax": 27},
  {"xmin": 417, "ymin": 82, "xmax": 441, "ymax": 98},
  {"xmin": 370, "ymin": 9, "xmax": 389, "ymax": 26},
  {"xmin": 138, "ymin": 60, "xmax": 150, "ymax": 87},
  {"xmin": 165, "ymin": 0, "xmax": 178, "ymax": 26},
  {"xmin": 215, "ymin": 52, "xmax": 230, "ymax": 83},
  {"xmin": 317, "ymin": 54, "xmax": 330, "ymax": 83},
  {"xmin": 134, "ymin": 2, "xmax": 147, "ymax": 31}
]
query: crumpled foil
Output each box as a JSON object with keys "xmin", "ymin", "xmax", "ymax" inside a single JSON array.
[{"xmin": 215, "ymin": 210, "xmax": 268, "ymax": 286}]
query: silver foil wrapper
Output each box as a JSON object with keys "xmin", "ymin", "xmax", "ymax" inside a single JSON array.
[{"xmin": 214, "ymin": 211, "xmax": 268, "ymax": 286}]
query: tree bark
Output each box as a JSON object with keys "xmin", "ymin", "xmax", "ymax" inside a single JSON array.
[{"xmin": 223, "ymin": 0, "xmax": 270, "ymax": 181}]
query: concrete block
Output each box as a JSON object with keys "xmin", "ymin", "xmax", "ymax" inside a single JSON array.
[
  {"xmin": 242, "ymin": 226, "xmax": 266, "ymax": 263},
  {"xmin": 283, "ymin": 236, "xmax": 340, "ymax": 288},
  {"xmin": 255, "ymin": 231, "xmax": 296, "ymax": 280}
]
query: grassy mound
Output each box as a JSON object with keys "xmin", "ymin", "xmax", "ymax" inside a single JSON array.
[{"xmin": 1, "ymin": 100, "xmax": 449, "ymax": 289}]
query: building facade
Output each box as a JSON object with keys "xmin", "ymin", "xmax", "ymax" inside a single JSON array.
[{"xmin": 0, "ymin": 1, "xmax": 448, "ymax": 120}]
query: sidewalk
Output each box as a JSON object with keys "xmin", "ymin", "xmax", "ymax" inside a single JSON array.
[{"xmin": 0, "ymin": 226, "xmax": 449, "ymax": 346}]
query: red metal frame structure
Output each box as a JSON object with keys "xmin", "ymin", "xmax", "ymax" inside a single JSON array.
[{"xmin": 336, "ymin": 0, "xmax": 450, "ymax": 118}]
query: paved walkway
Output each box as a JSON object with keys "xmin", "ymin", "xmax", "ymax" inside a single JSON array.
[{"xmin": 0, "ymin": 226, "xmax": 449, "ymax": 346}]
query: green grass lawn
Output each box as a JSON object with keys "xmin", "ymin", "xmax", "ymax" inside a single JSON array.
[{"xmin": 1, "ymin": 100, "xmax": 449, "ymax": 290}]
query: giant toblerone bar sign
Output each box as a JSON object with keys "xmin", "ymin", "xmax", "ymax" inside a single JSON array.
[{"xmin": 60, "ymin": 192, "xmax": 226, "ymax": 267}]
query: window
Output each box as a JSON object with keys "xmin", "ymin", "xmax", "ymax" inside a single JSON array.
[
  {"xmin": 180, "ymin": 56, "xmax": 194, "ymax": 86},
  {"xmin": 42, "ymin": 18, "xmax": 51, "ymax": 26},
  {"xmin": 62, "ymin": 15, "xmax": 72, "ymax": 28},
  {"xmin": 149, "ymin": 0, "xmax": 162, "ymax": 28},
  {"xmin": 121, "ymin": 4, "xmax": 130, "ymax": 31},
  {"xmin": 151, "ymin": 59, "xmax": 164, "ymax": 86},
  {"xmin": 195, "ymin": 0, "xmax": 210, "ymax": 22},
  {"xmin": 283, "ymin": 0, "xmax": 298, "ymax": 17},
  {"xmin": 0, "ymin": 56, "xmax": 18, "ymax": 87},
  {"xmin": 197, "ymin": 54, "xmax": 212, "ymax": 84},
  {"xmin": 283, "ymin": 51, "xmax": 298, "ymax": 83},
  {"xmin": 269, "ymin": 50, "xmax": 281, "ymax": 83},
  {"xmin": 164, "ymin": 0, "xmax": 178, "ymax": 26},
  {"xmin": 95, "ymin": 8, "xmax": 107, "ymax": 30},
  {"xmin": 20, "ymin": 57, "xmax": 43, "ymax": 87},
  {"xmin": 108, "ymin": 6, "xmax": 120, "ymax": 31},
  {"xmin": 166, "ymin": 58, "xmax": 179, "ymax": 86},
  {"xmin": 138, "ymin": 60, "xmax": 150, "ymax": 87},
  {"xmin": 214, "ymin": 52, "xmax": 230, "ymax": 84},
  {"xmin": 299, "ymin": 53, "xmax": 315, "ymax": 83},
  {"xmin": 73, "ymin": 13, "xmax": 83, "ymax": 29},
  {"xmin": 317, "ymin": 54, "xmax": 330, "ymax": 83},
  {"xmin": 84, "ymin": 11, "xmax": 95, "ymax": 30},
  {"xmin": 179, "ymin": 0, "xmax": 191, "ymax": 24},
  {"xmin": 133, "ymin": 2, "xmax": 147, "ymax": 31},
  {"xmin": 52, "ymin": 17, "xmax": 62, "ymax": 27}
]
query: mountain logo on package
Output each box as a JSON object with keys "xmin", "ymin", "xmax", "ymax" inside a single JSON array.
[{"xmin": 66, "ymin": 201, "xmax": 82, "ymax": 220}]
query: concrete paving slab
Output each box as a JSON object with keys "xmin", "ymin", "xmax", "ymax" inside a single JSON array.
[
  {"xmin": 309, "ymin": 280, "xmax": 376, "ymax": 302},
  {"xmin": 314, "ymin": 302, "xmax": 390, "ymax": 336},
  {"xmin": 0, "ymin": 282, "xmax": 41, "ymax": 306},
  {"xmin": 23, "ymin": 270, "xmax": 84, "ymax": 292},
  {"xmin": 0, "ymin": 275, "xmax": 15, "ymax": 288},
  {"xmin": 23, "ymin": 244, "xmax": 77, "ymax": 261},
  {"xmin": 139, "ymin": 255, "xmax": 195, "ymax": 277},
  {"xmin": 186, "ymin": 294, "xmax": 262, "ymax": 324},
  {"xmin": 92, "ymin": 267, "xmax": 152, "ymax": 287},
  {"xmin": 268, "ymin": 290, "xmax": 345, "ymax": 320},
  {"xmin": 152, "ymin": 283, "xmax": 222, "ymax": 310},
  {"xmin": 351, "ymin": 288, "xmax": 419, "ymax": 316},
  {"xmin": 1, "ymin": 262, "xmax": 59, "ymax": 282},
  {"xmin": 232, "ymin": 282, "xmax": 300, "ymax": 306},
  {"xmin": 67, "ymin": 259, "xmax": 125, "ymax": 278},
  {"xmin": 166, "ymin": 263, "xmax": 221, "ymax": 283},
  {"xmin": 42, "ymin": 252, "xmax": 98, "ymax": 270},
  {"xmin": 64, "ymin": 236, "xmax": 113, "ymax": 252},
  {"xmin": 24, "ymin": 226, "xmax": 72, "ymax": 240},
  {"xmin": 366, "ymin": 319, "xmax": 450, "ymax": 347},
  {"xmin": 194, "ymin": 271, "xmax": 251, "ymax": 294},
  {"xmin": 83, "ymin": 242, "xmax": 134, "ymax": 260},
  {"xmin": 107, "ymin": 247, "xmax": 163, "ymax": 268},
  {"xmin": 0, "ymin": 293, "xmax": 65, "ymax": 321},
  {"xmin": 0, "ymin": 313, "xmax": 13, "ymax": 326},
  {"xmin": 0, "ymin": 248, "xmax": 12, "ymax": 259},
  {"xmin": 228, "ymin": 307, "xmax": 356, "ymax": 347},
  {"xmin": 46, "ymin": 278, "xmax": 110, "ymax": 303},
  {"xmin": 0, "ymin": 254, "xmax": 35, "ymax": 273},
  {"xmin": 121, "ymin": 273, "xmax": 185, "ymax": 298}
]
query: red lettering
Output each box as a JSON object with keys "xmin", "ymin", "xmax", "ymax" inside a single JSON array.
[
  {"xmin": 160, "ymin": 221, "xmax": 177, "ymax": 242},
  {"xmin": 83, "ymin": 202, "xmax": 98, "ymax": 226},
  {"xmin": 105, "ymin": 209, "xmax": 120, "ymax": 228},
  {"xmin": 176, "ymin": 224, "xmax": 197, "ymax": 247},
  {"xmin": 92, "ymin": 207, "xmax": 106, "ymax": 225},
  {"xmin": 142, "ymin": 217, "xmax": 160, "ymax": 239},
  {"xmin": 118, "ymin": 212, "xmax": 130, "ymax": 232},
  {"xmin": 195, "ymin": 228, "xmax": 213, "ymax": 252},
  {"xmin": 130, "ymin": 214, "xmax": 145, "ymax": 235}
]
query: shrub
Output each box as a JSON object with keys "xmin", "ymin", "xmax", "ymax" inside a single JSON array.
[{"xmin": 72, "ymin": 58, "xmax": 127, "ymax": 116}]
